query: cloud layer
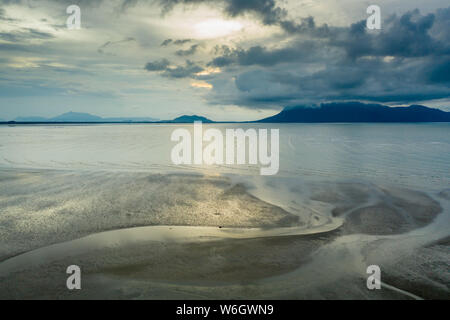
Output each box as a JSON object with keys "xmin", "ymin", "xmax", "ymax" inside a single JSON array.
[
  {"xmin": 0, "ymin": 0, "xmax": 449, "ymax": 120},
  {"xmin": 144, "ymin": 5, "xmax": 450, "ymax": 108}
]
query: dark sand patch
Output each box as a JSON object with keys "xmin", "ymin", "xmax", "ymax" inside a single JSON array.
[
  {"xmin": 427, "ymin": 236, "xmax": 450, "ymax": 247},
  {"xmin": 310, "ymin": 182, "xmax": 371, "ymax": 217},
  {"xmin": 382, "ymin": 187, "xmax": 442, "ymax": 227},
  {"xmin": 0, "ymin": 233, "xmax": 337, "ymax": 299},
  {"xmin": 319, "ymin": 185, "xmax": 442, "ymax": 236},
  {"xmin": 368, "ymin": 240, "xmax": 450, "ymax": 300},
  {"xmin": 438, "ymin": 189, "xmax": 450, "ymax": 200},
  {"xmin": 98, "ymin": 235, "xmax": 332, "ymax": 283},
  {"xmin": 343, "ymin": 203, "xmax": 407, "ymax": 235}
]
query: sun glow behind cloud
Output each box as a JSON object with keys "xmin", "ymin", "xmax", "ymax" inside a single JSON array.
[
  {"xmin": 191, "ymin": 81, "xmax": 213, "ymax": 89},
  {"xmin": 195, "ymin": 67, "xmax": 222, "ymax": 76},
  {"xmin": 194, "ymin": 19, "xmax": 243, "ymax": 39}
]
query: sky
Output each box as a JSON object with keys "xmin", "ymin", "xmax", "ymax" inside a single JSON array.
[{"xmin": 0, "ymin": 0, "xmax": 449, "ymax": 121}]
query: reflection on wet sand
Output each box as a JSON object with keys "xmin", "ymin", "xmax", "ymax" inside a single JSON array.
[{"xmin": 0, "ymin": 170, "xmax": 448, "ymax": 299}]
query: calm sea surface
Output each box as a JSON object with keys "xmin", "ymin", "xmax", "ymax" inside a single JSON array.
[{"xmin": 0, "ymin": 123, "xmax": 449, "ymax": 191}]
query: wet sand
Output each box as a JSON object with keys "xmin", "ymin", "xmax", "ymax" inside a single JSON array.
[
  {"xmin": 364, "ymin": 238, "xmax": 450, "ymax": 300},
  {"xmin": 0, "ymin": 169, "xmax": 448, "ymax": 299},
  {"xmin": 0, "ymin": 170, "xmax": 301, "ymax": 260}
]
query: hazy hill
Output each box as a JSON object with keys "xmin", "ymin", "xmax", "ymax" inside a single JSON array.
[
  {"xmin": 50, "ymin": 112, "xmax": 102, "ymax": 122},
  {"xmin": 14, "ymin": 116, "xmax": 48, "ymax": 122},
  {"xmin": 12, "ymin": 112, "xmax": 158, "ymax": 123},
  {"xmin": 103, "ymin": 117, "xmax": 159, "ymax": 122}
]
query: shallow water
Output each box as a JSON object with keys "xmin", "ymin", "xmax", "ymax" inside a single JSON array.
[{"xmin": 0, "ymin": 123, "xmax": 449, "ymax": 190}]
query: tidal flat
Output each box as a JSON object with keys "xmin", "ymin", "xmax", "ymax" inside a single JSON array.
[
  {"xmin": 0, "ymin": 123, "xmax": 449, "ymax": 299},
  {"xmin": 0, "ymin": 169, "xmax": 448, "ymax": 299}
]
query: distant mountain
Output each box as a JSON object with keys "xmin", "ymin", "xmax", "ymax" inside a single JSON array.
[
  {"xmin": 14, "ymin": 116, "xmax": 49, "ymax": 122},
  {"xmin": 103, "ymin": 117, "xmax": 159, "ymax": 122},
  {"xmin": 12, "ymin": 112, "xmax": 159, "ymax": 123},
  {"xmin": 259, "ymin": 102, "xmax": 450, "ymax": 123},
  {"xmin": 170, "ymin": 115, "xmax": 214, "ymax": 123},
  {"xmin": 50, "ymin": 112, "xmax": 103, "ymax": 122}
]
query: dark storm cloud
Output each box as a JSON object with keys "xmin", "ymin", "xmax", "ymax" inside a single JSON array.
[
  {"xmin": 208, "ymin": 8, "xmax": 450, "ymax": 70},
  {"xmin": 144, "ymin": 59, "xmax": 203, "ymax": 78},
  {"xmin": 279, "ymin": 16, "xmax": 333, "ymax": 37},
  {"xmin": 208, "ymin": 41, "xmax": 322, "ymax": 67},
  {"xmin": 427, "ymin": 57, "xmax": 450, "ymax": 84},
  {"xmin": 161, "ymin": 39, "xmax": 172, "ymax": 46},
  {"xmin": 173, "ymin": 39, "xmax": 192, "ymax": 45},
  {"xmin": 433, "ymin": 7, "xmax": 450, "ymax": 43},
  {"xmin": 175, "ymin": 44, "xmax": 199, "ymax": 56},
  {"xmin": 162, "ymin": 60, "xmax": 203, "ymax": 78},
  {"xmin": 144, "ymin": 58, "xmax": 171, "ymax": 71},
  {"xmin": 153, "ymin": 0, "xmax": 337, "ymax": 37},
  {"xmin": 161, "ymin": 38, "xmax": 192, "ymax": 47},
  {"xmin": 143, "ymin": 8, "xmax": 450, "ymax": 108},
  {"xmin": 157, "ymin": 0, "xmax": 286, "ymax": 25},
  {"xmin": 336, "ymin": 9, "xmax": 449, "ymax": 59},
  {"xmin": 191, "ymin": 7, "xmax": 450, "ymax": 108},
  {"xmin": 221, "ymin": 0, "xmax": 286, "ymax": 25},
  {"xmin": 219, "ymin": 53, "xmax": 450, "ymax": 108}
]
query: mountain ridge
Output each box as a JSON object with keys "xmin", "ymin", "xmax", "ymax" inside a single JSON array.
[
  {"xmin": 2, "ymin": 112, "xmax": 213, "ymax": 123},
  {"xmin": 11, "ymin": 112, "xmax": 159, "ymax": 123},
  {"xmin": 171, "ymin": 115, "xmax": 213, "ymax": 123},
  {"xmin": 259, "ymin": 102, "xmax": 450, "ymax": 123},
  {"xmin": 2, "ymin": 103, "xmax": 450, "ymax": 123}
]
